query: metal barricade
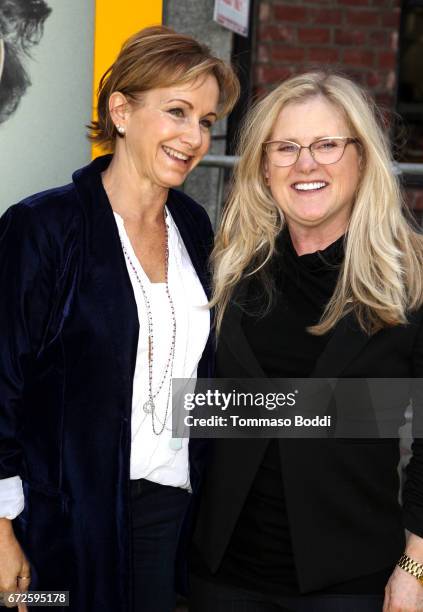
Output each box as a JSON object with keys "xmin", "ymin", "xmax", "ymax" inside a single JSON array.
[{"xmin": 197, "ymin": 155, "xmax": 423, "ymax": 225}]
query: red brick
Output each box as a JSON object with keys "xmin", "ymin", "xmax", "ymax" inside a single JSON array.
[
  {"xmin": 335, "ymin": 29, "xmax": 367, "ymax": 45},
  {"xmin": 381, "ymin": 11, "xmax": 400, "ymax": 27},
  {"xmin": 298, "ymin": 27, "xmax": 331, "ymax": 44},
  {"xmin": 346, "ymin": 10, "xmax": 380, "ymax": 26},
  {"xmin": 391, "ymin": 31, "xmax": 398, "ymax": 52},
  {"xmin": 291, "ymin": 65, "xmax": 310, "ymax": 76},
  {"xmin": 271, "ymin": 46, "xmax": 306, "ymax": 62},
  {"xmin": 378, "ymin": 51, "xmax": 396, "ymax": 69},
  {"xmin": 256, "ymin": 65, "xmax": 293, "ymax": 85},
  {"xmin": 374, "ymin": 93, "xmax": 394, "ymax": 108},
  {"xmin": 259, "ymin": 2, "xmax": 271, "ymax": 22},
  {"xmin": 308, "ymin": 47, "xmax": 340, "ymax": 63},
  {"xmin": 311, "ymin": 8, "xmax": 343, "ymax": 25},
  {"xmin": 252, "ymin": 85, "xmax": 270, "ymax": 103},
  {"xmin": 367, "ymin": 71, "xmax": 382, "ymax": 88},
  {"xmin": 342, "ymin": 69, "xmax": 368, "ymax": 86},
  {"xmin": 407, "ymin": 189, "xmax": 423, "ymax": 211},
  {"xmin": 344, "ymin": 49, "xmax": 374, "ymax": 67},
  {"xmin": 339, "ymin": 0, "xmax": 369, "ymax": 5},
  {"xmin": 369, "ymin": 30, "xmax": 389, "ymax": 46},
  {"xmin": 258, "ymin": 24, "xmax": 296, "ymax": 43},
  {"xmin": 274, "ymin": 6, "xmax": 309, "ymax": 23},
  {"xmin": 257, "ymin": 44, "xmax": 270, "ymax": 63},
  {"xmin": 385, "ymin": 70, "xmax": 396, "ymax": 93},
  {"xmin": 372, "ymin": 0, "xmax": 397, "ymax": 6}
]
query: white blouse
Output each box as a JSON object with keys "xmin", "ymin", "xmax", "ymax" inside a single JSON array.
[
  {"xmin": 0, "ymin": 207, "xmax": 210, "ymax": 518},
  {"xmin": 115, "ymin": 209, "xmax": 210, "ymax": 489}
]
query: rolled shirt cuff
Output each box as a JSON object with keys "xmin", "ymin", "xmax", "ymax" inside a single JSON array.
[{"xmin": 0, "ymin": 476, "xmax": 24, "ymax": 519}]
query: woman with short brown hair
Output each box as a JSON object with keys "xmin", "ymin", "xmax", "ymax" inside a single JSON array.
[{"xmin": 0, "ymin": 25, "xmax": 239, "ymax": 612}]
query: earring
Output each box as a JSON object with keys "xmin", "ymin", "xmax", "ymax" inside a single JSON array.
[{"xmin": 116, "ymin": 125, "xmax": 125, "ymax": 135}]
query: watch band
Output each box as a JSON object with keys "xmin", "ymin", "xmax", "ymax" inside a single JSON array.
[{"xmin": 397, "ymin": 553, "xmax": 423, "ymax": 585}]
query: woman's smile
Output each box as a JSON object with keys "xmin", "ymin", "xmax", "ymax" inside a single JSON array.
[
  {"xmin": 290, "ymin": 180, "xmax": 330, "ymax": 194},
  {"xmin": 161, "ymin": 145, "xmax": 193, "ymax": 164}
]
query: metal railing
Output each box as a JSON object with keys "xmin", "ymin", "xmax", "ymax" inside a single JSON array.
[
  {"xmin": 201, "ymin": 154, "xmax": 423, "ymax": 176},
  {"xmin": 393, "ymin": 162, "xmax": 423, "ymax": 177},
  {"xmin": 198, "ymin": 155, "xmax": 423, "ymax": 224}
]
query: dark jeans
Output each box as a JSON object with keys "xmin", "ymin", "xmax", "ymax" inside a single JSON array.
[
  {"xmin": 189, "ymin": 573, "xmax": 385, "ymax": 612},
  {"xmin": 130, "ymin": 478, "xmax": 190, "ymax": 612}
]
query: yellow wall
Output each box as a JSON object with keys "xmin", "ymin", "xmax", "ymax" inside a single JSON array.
[{"xmin": 92, "ymin": 1, "xmax": 163, "ymax": 157}]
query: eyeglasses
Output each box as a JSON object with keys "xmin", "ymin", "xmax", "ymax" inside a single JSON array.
[{"xmin": 262, "ymin": 136, "xmax": 359, "ymax": 167}]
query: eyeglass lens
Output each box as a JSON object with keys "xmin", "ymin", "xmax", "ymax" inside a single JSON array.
[{"xmin": 267, "ymin": 139, "xmax": 350, "ymax": 167}]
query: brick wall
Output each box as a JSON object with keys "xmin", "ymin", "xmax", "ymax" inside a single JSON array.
[
  {"xmin": 254, "ymin": 0, "xmax": 423, "ymax": 217},
  {"xmin": 255, "ymin": 0, "xmax": 400, "ymax": 107}
]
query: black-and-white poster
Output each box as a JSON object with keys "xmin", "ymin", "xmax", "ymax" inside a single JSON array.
[
  {"xmin": 0, "ymin": 0, "xmax": 52, "ymax": 124},
  {"xmin": 0, "ymin": 0, "xmax": 94, "ymax": 211}
]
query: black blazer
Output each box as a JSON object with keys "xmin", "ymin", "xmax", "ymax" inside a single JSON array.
[{"xmin": 193, "ymin": 279, "xmax": 423, "ymax": 594}]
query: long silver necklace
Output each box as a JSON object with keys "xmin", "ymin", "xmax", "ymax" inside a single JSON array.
[{"xmin": 120, "ymin": 213, "xmax": 176, "ymax": 436}]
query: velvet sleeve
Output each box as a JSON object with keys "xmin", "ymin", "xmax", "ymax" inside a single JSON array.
[
  {"xmin": 402, "ymin": 316, "xmax": 423, "ymax": 538},
  {"xmin": 0, "ymin": 203, "xmax": 58, "ymax": 480}
]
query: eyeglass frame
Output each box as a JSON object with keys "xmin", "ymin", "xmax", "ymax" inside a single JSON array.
[{"xmin": 262, "ymin": 136, "xmax": 360, "ymax": 167}]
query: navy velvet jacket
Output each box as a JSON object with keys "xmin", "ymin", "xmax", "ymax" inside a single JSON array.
[{"xmin": 0, "ymin": 155, "xmax": 214, "ymax": 611}]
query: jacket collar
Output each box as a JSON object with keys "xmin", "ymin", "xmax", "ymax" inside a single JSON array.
[
  {"xmin": 71, "ymin": 154, "xmax": 211, "ymax": 298},
  {"xmin": 72, "ymin": 154, "xmax": 113, "ymax": 221},
  {"xmin": 220, "ymin": 276, "xmax": 372, "ymax": 379}
]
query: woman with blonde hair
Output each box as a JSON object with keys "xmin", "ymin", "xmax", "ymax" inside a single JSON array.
[
  {"xmin": 190, "ymin": 72, "xmax": 423, "ymax": 611},
  {"xmin": 0, "ymin": 25, "xmax": 239, "ymax": 612}
]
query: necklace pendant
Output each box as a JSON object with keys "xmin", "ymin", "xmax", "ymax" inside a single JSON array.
[
  {"xmin": 143, "ymin": 399, "xmax": 154, "ymax": 414},
  {"xmin": 169, "ymin": 437, "xmax": 182, "ymax": 451}
]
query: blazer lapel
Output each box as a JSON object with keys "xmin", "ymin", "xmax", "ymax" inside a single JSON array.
[
  {"xmin": 166, "ymin": 190, "xmax": 212, "ymax": 299},
  {"xmin": 219, "ymin": 276, "xmax": 372, "ymax": 381},
  {"xmin": 311, "ymin": 312, "xmax": 372, "ymax": 378},
  {"xmin": 73, "ymin": 156, "xmax": 139, "ymax": 396},
  {"xmin": 218, "ymin": 277, "xmax": 267, "ymax": 378}
]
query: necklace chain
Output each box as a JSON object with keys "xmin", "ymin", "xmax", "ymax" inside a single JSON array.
[{"xmin": 120, "ymin": 212, "xmax": 176, "ymax": 436}]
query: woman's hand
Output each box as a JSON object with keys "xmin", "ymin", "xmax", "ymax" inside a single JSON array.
[
  {"xmin": 0, "ymin": 518, "xmax": 30, "ymax": 611},
  {"xmin": 383, "ymin": 566, "xmax": 423, "ymax": 611},
  {"xmin": 383, "ymin": 533, "xmax": 423, "ymax": 612}
]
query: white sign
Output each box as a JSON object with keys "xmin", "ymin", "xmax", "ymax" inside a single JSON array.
[{"xmin": 213, "ymin": 0, "xmax": 251, "ymax": 38}]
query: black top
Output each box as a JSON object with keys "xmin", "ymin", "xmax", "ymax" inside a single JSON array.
[
  {"xmin": 241, "ymin": 229, "xmax": 342, "ymax": 377},
  {"xmin": 212, "ymin": 231, "xmax": 392, "ymax": 595},
  {"xmin": 192, "ymin": 223, "xmax": 423, "ymax": 594}
]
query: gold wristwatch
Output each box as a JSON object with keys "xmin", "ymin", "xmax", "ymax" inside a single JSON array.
[{"xmin": 397, "ymin": 553, "xmax": 423, "ymax": 585}]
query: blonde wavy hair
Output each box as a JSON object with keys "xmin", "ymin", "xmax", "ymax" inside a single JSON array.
[{"xmin": 212, "ymin": 71, "xmax": 423, "ymax": 335}]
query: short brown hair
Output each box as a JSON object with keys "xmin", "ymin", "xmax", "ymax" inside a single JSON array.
[{"xmin": 87, "ymin": 25, "xmax": 240, "ymax": 150}]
